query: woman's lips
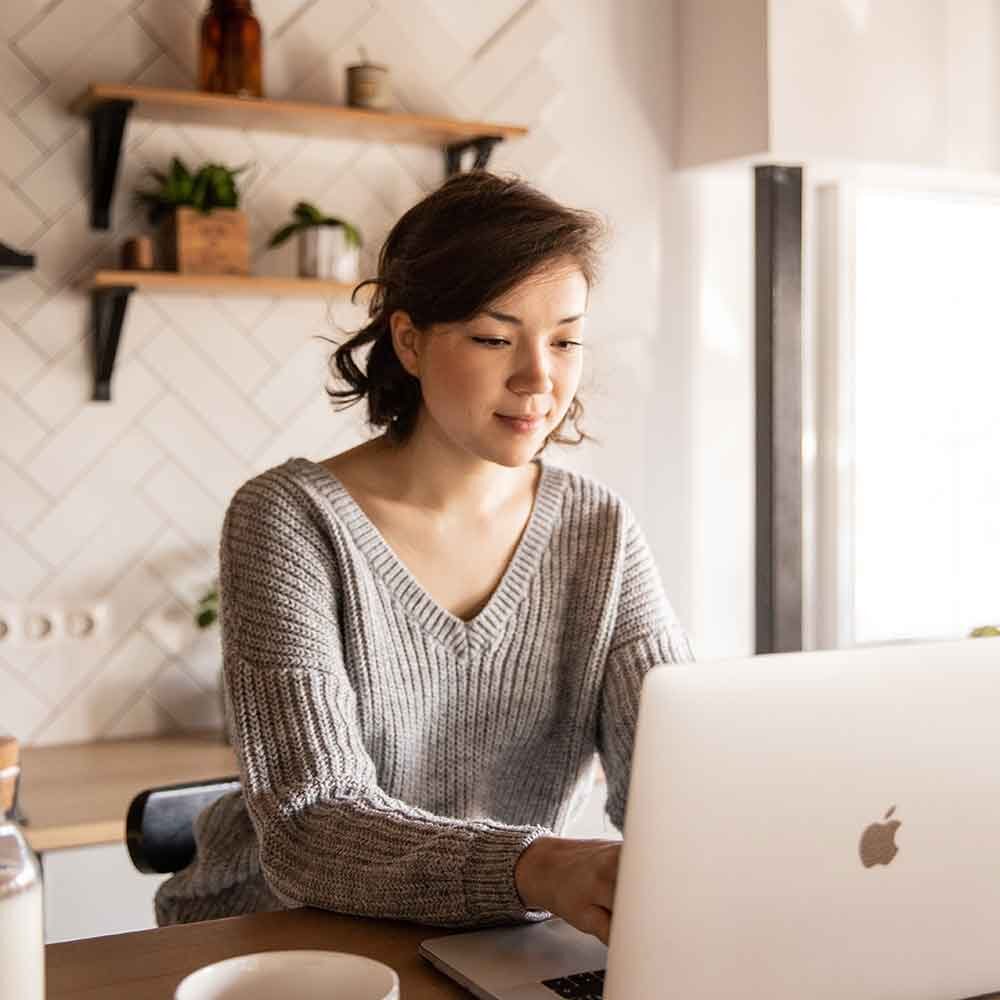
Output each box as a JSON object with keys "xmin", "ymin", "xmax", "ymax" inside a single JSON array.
[{"xmin": 495, "ymin": 413, "xmax": 544, "ymax": 433}]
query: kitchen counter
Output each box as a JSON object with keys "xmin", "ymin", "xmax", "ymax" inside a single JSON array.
[
  {"xmin": 19, "ymin": 733, "xmax": 238, "ymax": 852},
  {"xmin": 46, "ymin": 906, "xmax": 469, "ymax": 1000}
]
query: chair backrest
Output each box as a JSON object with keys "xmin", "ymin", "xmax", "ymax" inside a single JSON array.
[{"xmin": 126, "ymin": 775, "xmax": 240, "ymax": 874}]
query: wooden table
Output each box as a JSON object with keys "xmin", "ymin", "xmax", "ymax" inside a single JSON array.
[
  {"xmin": 46, "ymin": 907, "xmax": 469, "ymax": 999},
  {"xmin": 20, "ymin": 733, "xmax": 238, "ymax": 851}
]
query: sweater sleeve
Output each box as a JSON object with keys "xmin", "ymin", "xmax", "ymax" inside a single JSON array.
[
  {"xmin": 596, "ymin": 502, "xmax": 695, "ymax": 832},
  {"xmin": 220, "ymin": 469, "xmax": 553, "ymax": 927}
]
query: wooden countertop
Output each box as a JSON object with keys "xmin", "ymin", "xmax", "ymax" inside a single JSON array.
[
  {"xmin": 19, "ymin": 733, "xmax": 238, "ymax": 852},
  {"xmin": 46, "ymin": 906, "xmax": 469, "ymax": 999}
]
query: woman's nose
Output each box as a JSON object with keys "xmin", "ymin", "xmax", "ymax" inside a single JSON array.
[{"xmin": 509, "ymin": 346, "xmax": 554, "ymax": 396}]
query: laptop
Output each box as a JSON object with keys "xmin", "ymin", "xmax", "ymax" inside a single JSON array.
[{"xmin": 420, "ymin": 637, "xmax": 1000, "ymax": 1000}]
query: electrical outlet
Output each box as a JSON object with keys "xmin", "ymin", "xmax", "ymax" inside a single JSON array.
[{"xmin": 0, "ymin": 603, "xmax": 111, "ymax": 647}]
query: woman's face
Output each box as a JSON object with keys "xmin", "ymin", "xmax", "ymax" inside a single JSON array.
[{"xmin": 393, "ymin": 258, "xmax": 589, "ymax": 468}]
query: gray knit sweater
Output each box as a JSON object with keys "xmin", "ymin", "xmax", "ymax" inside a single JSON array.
[{"xmin": 154, "ymin": 456, "xmax": 694, "ymax": 927}]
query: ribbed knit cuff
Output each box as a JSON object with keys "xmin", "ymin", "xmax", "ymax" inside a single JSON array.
[{"xmin": 463, "ymin": 825, "xmax": 554, "ymax": 924}]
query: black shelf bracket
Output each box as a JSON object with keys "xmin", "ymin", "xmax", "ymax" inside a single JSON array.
[
  {"xmin": 445, "ymin": 135, "xmax": 503, "ymax": 175},
  {"xmin": 91, "ymin": 284, "xmax": 135, "ymax": 401},
  {"xmin": 89, "ymin": 99, "xmax": 134, "ymax": 230}
]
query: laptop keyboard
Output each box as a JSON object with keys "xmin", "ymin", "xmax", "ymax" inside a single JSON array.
[{"xmin": 540, "ymin": 968, "xmax": 605, "ymax": 998}]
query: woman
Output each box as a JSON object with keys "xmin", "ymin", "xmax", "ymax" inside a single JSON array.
[{"xmin": 154, "ymin": 170, "xmax": 694, "ymax": 946}]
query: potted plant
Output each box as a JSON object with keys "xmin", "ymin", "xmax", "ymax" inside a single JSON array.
[
  {"xmin": 268, "ymin": 201, "xmax": 362, "ymax": 281},
  {"xmin": 135, "ymin": 157, "xmax": 251, "ymax": 275}
]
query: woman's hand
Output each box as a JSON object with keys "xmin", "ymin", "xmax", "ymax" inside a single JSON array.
[{"xmin": 514, "ymin": 836, "xmax": 621, "ymax": 945}]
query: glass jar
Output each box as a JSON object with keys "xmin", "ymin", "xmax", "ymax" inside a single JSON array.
[
  {"xmin": 0, "ymin": 736, "xmax": 44, "ymax": 1000},
  {"xmin": 198, "ymin": 0, "xmax": 262, "ymax": 98}
]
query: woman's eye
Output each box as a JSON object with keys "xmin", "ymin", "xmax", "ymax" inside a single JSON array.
[
  {"xmin": 557, "ymin": 340, "xmax": 583, "ymax": 351},
  {"xmin": 472, "ymin": 337, "xmax": 509, "ymax": 347}
]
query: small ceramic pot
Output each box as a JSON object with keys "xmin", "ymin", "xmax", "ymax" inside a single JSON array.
[
  {"xmin": 298, "ymin": 226, "xmax": 360, "ymax": 282},
  {"xmin": 346, "ymin": 62, "xmax": 390, "ymax": 110}
]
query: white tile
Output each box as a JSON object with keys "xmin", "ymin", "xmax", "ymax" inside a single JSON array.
[
  {"xmin": 28, "ymin": 559, "xmax": 170, "ymax": 721},
  {"xmin": 18, "ymin": 128, "xmax": 88, "ymax": 221},
  {"xmin": 0, "ymin": 383, "xmax": 47, "ymax": 463},
  {"xmin": 252, "ymin": 389, "xmax": 365, "ymax": 471},
  {"xmin": 142, "ymin": 293, "xmax": 272, "ymax": 392},
  {"xmin": 147, "ymin": 660, "xmax": 222, "ymax": 731},
  {"xmin": 27, "ymin": 432, "xmax": 163, "ymax": 567},
  {"xmin": 0, "ymin": 271, "xmax": 50, "ymax": 325},
  {"xmin": 179, "ymin": 627, "xmax": 223, "ymax": 692},
  {"xmin": 0, "ymin": 181, "xmax": 44, "ymax": 246},
  {"xmin": 214, "ymin": 294, "xmax": 279, "ymax": 331},
  {"xmin": 247, "ymin": 296, "xmax": 337, "ymax": 362},
  {"xmin": 132, "ymin": 50, "xmax": 193, "ymax": 91},
  {"xmin": 132, "ymin": 0, "xmax": 199, "ymax": 79},
  {"xmin": 0, "ymin": 43, "xmax": 42, "ymax": 110},
  {"xmin": 256, "ymin": 0, "xmax": 314, "ymax": 37},
  {"xmin": 33, "ymin": 628, "xmax": 170, "ymax": 744},
  {"xmin": 0, "ymin": 115, "xmax": 44, "ymax": 183},
  {"xmin": 482, "ymin": 57, "xmax": 560, "ymax": 123},
  {"xmin": 15, "ymin": 0, "xmax": 132, "ymax": 79},
  {"xmin": 26, "ymin": 357, "xmax": 162, "ymax": 495},
  {"xmin": 0, "ymin": 457, "xmax": 48, "ymax": 533},
  {"xmin": 35, "ymin": 494, "xmax": 163, "ymax": 599},
  {"xmin": 265, "ymin": 0, "xmax": 370, "ymax": 98},
  {"xmin": 140, "ymin": 327, "xmax": 275, "ymax": 460},
  {"xmin": 102, "ymin": 688, "xmax": 176, "ymax": 739},
  {"xmin": 372, "ymin": 0, "xmax": 466, "ymax": 79},
  {"xmin": 144, "ymin": 526, "xmax": 217, "ymax": 606},
  {"xmin": 19, "ymin": 345, "xmax": 90, "ymax": 435},
  {"xmin": 142, "ymin": 596, "xmax": 201, "ymax": 657},
  {"xmin": 17, "ymin": 13, "xmax": 158, "ymax": 152},
  {"xmin": 324, "ymin": 8, "xmax": 464, "ymax": 117},
  {"xmin": 141, "ymin": 460, "xmax": 226, "ymax": 547},
  {"xmin": 424, "ymin": 0, "xmax": 523, "ymax": 54},
  {"xmin": 13, "ymin": 84, "xmax": 82, "ymax": 154},
  {"xmin": 0, "ymin": 0, "xmax": 49, "ymax": 41},
  {"xmin": 30, "ymin": 201, "xmax": 114, "ymax": 288},
  {"xmin": 348, "ymin": 144, "xmax": 424, "ymax": 222},
  {"xmin": 0, "ymin": 526, "xmax": 48, "ymax": 599},
  {"xmin": 0, "ymin": 315, "xmax": 47, "ymax": 393},
  {"xmin": 0, "ymin": 665, "xmax": 49, "ymax": 744},
  {"xmin": 448, "ymin": 0, "xmax": 561, "ymax": 116},
  {"xmin": 18, "ymin": 289, "xmax": 87, "ymax": 360},
  {"xmin": 253, "ymin": 334, "xmax": 331, "ymax": 426},
  {"xmin": 140, "ymin": 394, "xmax": 249, "ymax": 504}
]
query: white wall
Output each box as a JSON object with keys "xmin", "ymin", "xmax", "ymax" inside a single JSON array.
[{"xmin": 1, "ymin": 0, "xmax": 697, "ymax": 744}]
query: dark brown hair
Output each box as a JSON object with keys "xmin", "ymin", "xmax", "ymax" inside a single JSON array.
[{"xmin": 327, "ymin": 169, "xmax": 607, "ymax": 450}]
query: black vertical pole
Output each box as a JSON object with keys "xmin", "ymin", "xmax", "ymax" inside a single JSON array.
[{"xmin": 754, "ymin": 164, "xmax": 803, "ymax": 654}]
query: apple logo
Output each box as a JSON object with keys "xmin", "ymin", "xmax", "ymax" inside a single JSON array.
[{"xmin": 859, "ymin": 805, "xmax": 901, "ymax": 868}]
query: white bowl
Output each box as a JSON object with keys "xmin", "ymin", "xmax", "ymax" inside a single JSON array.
[{"xmin": 174, "ymin": 950, "xmax": 400, "ymax": 1000}]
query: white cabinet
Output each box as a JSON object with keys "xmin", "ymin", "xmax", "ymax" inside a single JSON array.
[{"xmin": 40, "ymin": 842, "xmax": 168, "ymax": 943}]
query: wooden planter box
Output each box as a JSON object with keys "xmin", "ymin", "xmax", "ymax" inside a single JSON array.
[{"xmin": 158, "ymin": 207, "xmax": 250, "ymax": 275}]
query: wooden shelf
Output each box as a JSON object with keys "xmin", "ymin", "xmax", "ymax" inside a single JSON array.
[
  {"xmin": 71, "ymin": 83, "xmax": 529, "ymax": 146},
  {"xmin": 71, "ymin": 83, "xmax": 528, "ymax": 229},
  {"xmin": 88, "ymin": 270, "xmax": 362, "ymax": 402},
  {"xmin": 91, "ymin": 269, "xmax": 358, "ymax": 298}
]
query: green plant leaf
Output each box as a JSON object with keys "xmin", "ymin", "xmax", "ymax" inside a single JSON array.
[
  {"xmin": 196, "ymin": 608, "xmax": 218, "ymax": 628},
  {"xmin": 267, "ymin": 222, "xmax": 300, "ymax": 248}
]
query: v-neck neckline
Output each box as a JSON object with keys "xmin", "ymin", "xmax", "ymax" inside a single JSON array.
[{"xmin": 290, "ymin": 455, "xmax": 566, "ymax": 652}]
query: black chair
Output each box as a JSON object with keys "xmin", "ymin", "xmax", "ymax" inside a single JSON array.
[{"xmin": 126, "ymin": 775, "xmax": 240, "ymax": 874}]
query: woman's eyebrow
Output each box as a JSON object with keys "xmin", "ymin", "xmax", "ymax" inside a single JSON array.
[{"xmin": 483, "ymin": 309, "xmax": 585, "ymax": 326}]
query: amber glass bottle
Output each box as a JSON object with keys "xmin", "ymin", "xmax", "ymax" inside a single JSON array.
[{"xmin": 198, "ymin": 0, "xmax": 262, "ymax": 98}]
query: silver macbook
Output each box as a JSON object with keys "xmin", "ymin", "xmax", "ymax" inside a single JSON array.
[{"xmin": 420, "ymin": 637, "xmax": 1000, "ymax": 1000}]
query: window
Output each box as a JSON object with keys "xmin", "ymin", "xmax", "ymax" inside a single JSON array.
[{"xmin": 815, "ymin": 185, "xmax": 1000, "ymax": 647}]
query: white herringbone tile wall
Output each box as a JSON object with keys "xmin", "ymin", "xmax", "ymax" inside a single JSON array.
[{"xmin": 1, "ymin": 0, "xmax": 684, "ymax": 745}]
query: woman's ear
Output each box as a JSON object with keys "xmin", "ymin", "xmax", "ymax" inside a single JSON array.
[{"xmin": 389, "ymin": 310, "xmax": 423, "ymax": 379}]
